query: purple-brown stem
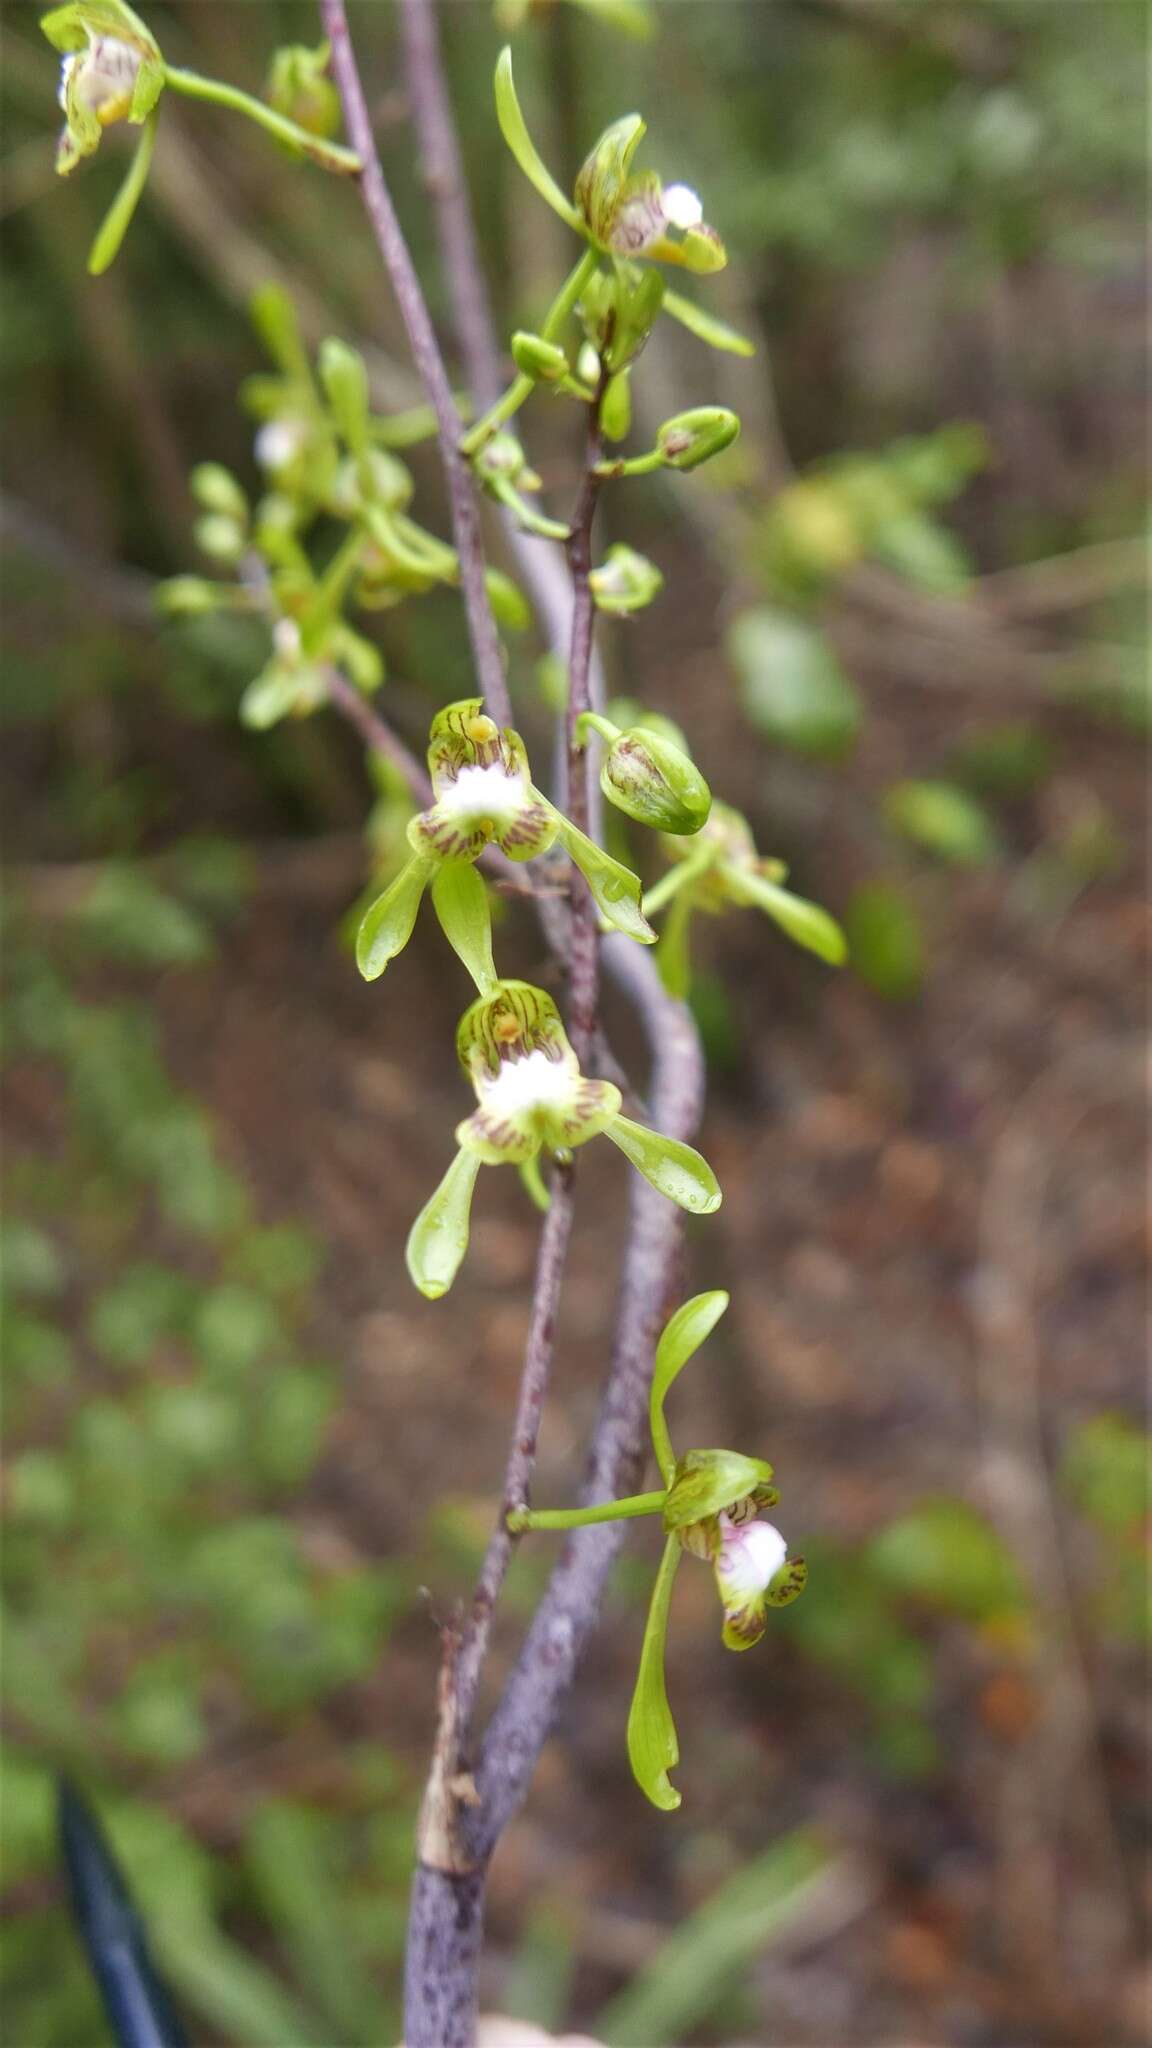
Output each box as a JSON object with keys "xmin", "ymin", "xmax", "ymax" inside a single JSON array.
[
  {"xmin": 320, "ymin": 0, "xmax": 513, "ymax": 733},
  {"xmin": 327, "ymin": 8, "xmax": 710, "ymax": 2042}
]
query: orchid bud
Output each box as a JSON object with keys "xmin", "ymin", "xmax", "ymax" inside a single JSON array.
[
  {"xmin": 265, "ymin": 41, "xmax": 340, "ymax": 141},
  {"xmin": 194, "ymin": 514, "xmax": 246, "ymax": 565},
  {"xmin": 589, "ymin": 545, "xmax": 663, "ymax": 616},
  {"xmin": 510, "ymin": 332, "xmax": 569, "ymax": 383},
  {"xmin": 190, "ymin": 464, "xmax": 248, "ymax": 522},
  {"xmin": 601, "ymin": 370, "xmax": 632, "ymax": 444},
  {"xmin": 657, "ymin": 407, "xmax": 740, "ymax": 472},
  {"xmin": 598, "ymin": 724, "xmax": 712, "ymax": 835},
  {"xmin": 154, "ymin": 576, "xmax": 232, "ymax": 618}
]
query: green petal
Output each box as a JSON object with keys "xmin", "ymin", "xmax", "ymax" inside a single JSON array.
[
  {"xmin": 556, "ymin": 818, "xmax": 654, "ymax": 944},
  {"xmin": 574, "ymin": 112, "xmax": 647, "ymax": 244},
  {"xmin": 456, "ymin": 979, "xmax": 566, "ymax": 1077},
  {"xmin": 603, "ymin": 1115, "xmax": 721, "ymax": 1213},
  {"xmin": 627, "ymin": 1535, "xmax": 683, "ymax": 1811},
  {"xmin": 663, "ymin": 1448, "xmax": 775, "ymax": 1530},
  {"xmin": 356, "ymin": 854, "xmax": 434, "ymax": 980},
  {"xmin": 430, "ymin": 859, "xmax": 497, "ymax": 996},
  {"xmin": 406, "ymin": 1148, "xmax": 482, "ymax": 1300},
  {"xmin": 663, "ymin": 289, "xmax": 756, "ymax": 356},
  {"xmin": 765, "ymin": 1555, "xmax": 809, "ymax": 1609},
  {"xmin": 654, "ymin": 885, "xmax": 694, "ymax": 998},
  {"xmin": 494, "ymin": 47, "xmax": 584, "ymax": 233},
  {"xmin": 649, "ymin": 223, "xmax": 728, "ymax": 274},
  {"xmin": 726, "ymin": 869, "xmax": 847, "ymax": 966},
  {"xmin": 87, "ymin": 108, "xmax": 157, "ymax": 275},
  {"xmin": 649, "ymin": 1291, "xmax": 730, "ymax": 1483}
]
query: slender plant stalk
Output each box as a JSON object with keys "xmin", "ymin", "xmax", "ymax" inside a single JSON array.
[
  {"xmin": 163, "ymin": 66, "xmax": 362, "ymax": 175},
  {"xmin": 563, "ymin": 380, "xmax": 607, "ymax": 1063},
  {"xmin": 326, "ymin": 6, "xmax": 710, "ymax": 2040},
  {"xmin": 319, "ymin": 0, "xmax": 513, "ymax": 733}
]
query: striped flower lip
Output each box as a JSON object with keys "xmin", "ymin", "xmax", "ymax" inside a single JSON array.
[
  {"xmin": 411, "ymin": 701, "xmax": 556, "ymax": 863},
  {"xmin": 455, "ymin": 982, "xmax": 620, "ymax": 1165},
  {"xmin": 405, "ymin": 983, "xmax": 722, "ymax": 1299}
]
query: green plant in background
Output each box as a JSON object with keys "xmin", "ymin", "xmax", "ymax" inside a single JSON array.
[{"xmin": 1, "ymin": 891, "xmax": 415, "ymax": 2045}]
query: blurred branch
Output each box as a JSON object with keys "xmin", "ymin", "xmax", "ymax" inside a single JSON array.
[{"xmin": 0, "ymin": 492, "xmax": 156, "ymax": 626}]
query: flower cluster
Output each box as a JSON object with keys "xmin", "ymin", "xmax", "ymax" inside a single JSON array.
[{"xmin": 407, "ymin": 984, "xmax": 721, "ymax": 1300}]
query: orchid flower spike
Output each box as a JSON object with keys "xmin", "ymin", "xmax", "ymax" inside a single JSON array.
[
  {"xmin": 406, "ymin": 983, "xmax": 721, "ymax": 1299},
  {"xmin": 357, "ymin": 699, "xmax": 654, "ymax": 993}
]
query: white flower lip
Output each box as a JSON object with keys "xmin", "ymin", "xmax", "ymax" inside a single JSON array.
[
  {"xmin": 60, "ymin": 36, "xmax": 142, "ymax": 116},
  {"xmin": 479, "ymin": 1048, "xmax": 577, "ymax": 1119},
  {"xmin": 718, "ymin": 1516, "xmax": 787, "ymax": 1596},
  {"xmin": 438, "ymin": 762, "xmax": 528, "ymax": 829},
  {"xmin": 661, "ymin": 184, "xmax": 704, "ymax": 231}
]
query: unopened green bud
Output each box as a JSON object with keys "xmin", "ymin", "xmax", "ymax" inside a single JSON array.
[
  {"xmin": 194, "ymin": 513, "xmax": 246, "ymax": 565},
  {"xmin": 476, "ymin": 432, "xmax": 536, "ymax": 487},
  {"xmin": 265, "ymin": 41, "xmax": 340, "ymax": 140},
  {"xmin": 657, "ymin": 407, "xmax": 740, "ymax": 472},
  {"xmin": 601, "ymin": 369, "xmax": 632, "ymax": 443},
  {"xmin": 328, "ymin": 448, "xmax": 413, "ymax": 518},
  {"xmin": 603, "ymin": 727, "xmax": 710, "ymax": 835},
  {"xmin": 318, "ymin": 336, "xmax": 370, "ymax": 453},
  {"xmin": 191, "ymin": 463, "xmax": 248, "ymax": 521},
  {"xmin": 588, "ymin": 544, "xmax": 664, "ymax": 616},
  {"xmin": 154, "ymin": 576, "xmax": 232, "ymax": 618},
  {"xmin": 510, "ymin": 331, "xmax": 569, "ymax": 383}
]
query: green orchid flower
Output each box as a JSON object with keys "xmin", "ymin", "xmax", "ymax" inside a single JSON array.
[
  {"xmin": 642, "ymin": 801, "xmax": 848, "ymax": 995},
  {"xmin": 44, "ymin": 0, "xmax": 164, "ymax": 175},
  {"xmin": 507, "ymin": 1290, "xmax": 806, "ymax": 1808},
  {"xmin": 357, "ymin": 699, "xmax": 655, "ymax": 990},
  {"xmin": 42, "ymin": 0, "xmax": 359, "ymax": 274},
  {"xmin": 406, "ymin": 984, "xmax": 721, "ymax": 1299}
]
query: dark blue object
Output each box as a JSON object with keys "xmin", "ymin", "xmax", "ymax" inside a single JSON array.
[{"xmin": 57, "ymin": 1779, "xmax": 191, "ymax": 2048}]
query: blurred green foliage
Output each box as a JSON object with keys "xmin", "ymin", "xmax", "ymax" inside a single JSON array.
[{"xmin": 2, "ymin": 886, "xmax": 415, "ymax": 2044}]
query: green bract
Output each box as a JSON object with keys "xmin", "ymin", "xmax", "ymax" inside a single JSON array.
[
  {"xmin": 643, "ymin": 801, "xmax": 848, "ymax": 995},
  {"xmin": 406, "ymin": 984, "xmax": 721, "ymax": 1300},
  {"xmin": 357, "ymin": 699, "xmax": 655, "ymax": 989}
]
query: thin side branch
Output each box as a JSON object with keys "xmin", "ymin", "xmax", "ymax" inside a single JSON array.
[{"xmin": 320, "ymin": 0, "xmax": 513, "ymax": 731}]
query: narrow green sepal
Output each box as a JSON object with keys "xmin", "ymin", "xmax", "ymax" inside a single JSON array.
[
  {"xmin": 406, "ymin": 1148, "xmax": 483, "ymax": 1300},
  {"xmin": 662, "ymin": 290, "xmax": 756, "ymax": 357},
  {"xmin": 430, "ymin": 859, "xmax": 498, "ymax": 995},
  {"xmin": 518, "ymin": 1156, "xmax": 551, "ymax": 1213},
  {"xmin": 603, "ymin": 1116, "xmax": 721, "ymax": 1213},
  {"xmin": 356, "ymin": 853, "xmax": 434, "ymax": 980},
  {"xmin": 724, "ymin": 868, "xmax": 847, "ymax": 966},
  {"xmin": 554, "ymin": 818, "xmax": 654, "ymax": 944},
  {"xmin": 627, "ymin": 1535, "xmax": 683, "ymax": 1811},
  {"xmin": 494, "ymin": 47, "xmax": 584, "ymax": 233},
  {"xmin": 649, "ymin": 1290, "xmax": 730, "ymax": 1483},
  {"xmin": 86, "ymin": 107, "xmax": 157, "ymax": 274}
]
